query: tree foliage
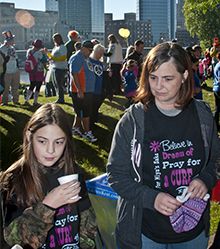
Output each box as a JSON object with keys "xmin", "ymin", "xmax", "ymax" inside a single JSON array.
[{"xmin": 183, "ymin": 0, "xmax": 220, "ymax": 46}]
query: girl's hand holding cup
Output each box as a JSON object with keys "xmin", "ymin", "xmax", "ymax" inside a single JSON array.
[{"xmin": 43, "ymin": 174, "xmax": 81, "ymax": 209}]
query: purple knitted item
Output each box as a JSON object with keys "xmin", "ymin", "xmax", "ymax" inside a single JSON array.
[{"xmin": 170, "ymin": 198, "xmax": 208, "ymax": 233}]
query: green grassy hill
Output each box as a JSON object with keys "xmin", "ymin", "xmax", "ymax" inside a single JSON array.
[{"xmin": 0, "ymin": 92, "xmax": 126, "ymax": 176}]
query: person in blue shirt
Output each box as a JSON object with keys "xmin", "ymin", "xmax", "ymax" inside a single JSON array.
[
  {"xmin": 69, "ymin": 40, "xmax": 97, "ymax": 142},
  {"xmin": 89, "ymin": 44, "xmax": 105, "ymax": 128},
  {"xmin": 121, "ymin": 59, "xmax": 138, "ymax": 108},
  {"xmin": 213, "ymin": 51, "xmax": 220, "ymax": 131}
]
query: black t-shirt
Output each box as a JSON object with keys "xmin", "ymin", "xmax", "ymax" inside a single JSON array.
[
  {"xmin": 142, "ymin": 101, "xmax": 205, "ymax": 243},
  {"xmin": 40, "ymin": 166, "xmax": 80, "ymax": 249},
  {"xmin": 41, "ymin": 205, "xmax": 79, "ymax": 249}
]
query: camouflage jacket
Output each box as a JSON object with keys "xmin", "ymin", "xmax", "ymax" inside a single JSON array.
[
  {"xmin": 1, "ymin": 167, "xmax": 98, "ymax": 249},
  {"xmin": 3, "ymin": 197, "xmax": 97, "ymax": 249}
]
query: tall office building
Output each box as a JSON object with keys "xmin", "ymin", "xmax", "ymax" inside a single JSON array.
[
  {"xmin": 137, "ymin": 0, "xmax": 177, "ymax": 44},
  {"xmin": 57, "ymin": 0, "xmax": 91, "ymax": 40},
  {"xmin": 91, "ymin": 0, "xmax": 105, "ymax": 43},
  {"xmin": 45, "ymin": 0, "xmax": 58, "ymax": 11}
]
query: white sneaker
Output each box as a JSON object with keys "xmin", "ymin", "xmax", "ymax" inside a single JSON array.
[
  {"xmin": 72, "ymin": 127, "xmax": 82, "ymax": 137},
  {"xmin": 83, "ymin": 131, "xmax": 97, "ymax": 142}
]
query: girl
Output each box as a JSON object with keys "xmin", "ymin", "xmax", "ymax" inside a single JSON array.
[
  {"xmin": 0, "ymin": 103, "xmax": 96, "ymax": 248},
  {"xmin": 121, "ymin": 59, "xmax": 138, "ymax": 108}
]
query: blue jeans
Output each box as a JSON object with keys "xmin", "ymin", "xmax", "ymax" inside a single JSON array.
[{"xmin": 141, "ymin": 231, "xmax": 208, "ymax": 249}]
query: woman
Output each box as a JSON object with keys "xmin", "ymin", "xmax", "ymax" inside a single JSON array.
[
  {"xmin": 107, "ymin": 42, "xmax": 220, "ymax": 249},
  {"xmin": 0, "ymin": 103, "xmax": 96, "ymax": 248},
  {"xmin": 105, "ymin": 34, "xmax": 123, "ymax": 95},
  {"xmin": 25, "ymin": 39, "xmax": 47, "ymax": 106},
  {"xmin": 45, "ymin": 33, "xmax": 67, "ymax": 104}
]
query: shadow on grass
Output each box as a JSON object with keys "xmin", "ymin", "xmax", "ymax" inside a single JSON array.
[
  {"xmin": 0, "ymin": 98, "xmax": 120, "ymax": 176},
  {"xmin": 103, "ymin": 96, "xmax": 126, "ymax": 112},
  {"xmin": 73, "ymin": 137, "xmax": 107, "ymax": 178},
  {"xmin": 0, "ymin": 108, "xmax": 31, "ymax": 171}
]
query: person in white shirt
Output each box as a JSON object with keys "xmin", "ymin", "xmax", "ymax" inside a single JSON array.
[
  {"xmin": 45, "ymin": 33, "xmax": 67, "ymax": 104},
  {"xmin": 105, "ymin": 34, "xmax": 123, "ymax": 95},
  {"xmin": 0, "ymin": 31, "xmax": 20, "ymax": 105}
]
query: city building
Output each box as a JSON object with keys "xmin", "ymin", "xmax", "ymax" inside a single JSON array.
[
  {"xmin": 91, "ymin": 0, "xmax": 105, "ymax": 44},
  {"xmin": 0, "ymin": 2, "xmax": 58, "ymax": 49},
  {"xmin": 45, "ymin": 0, "xmax": 58, "ymax": 11},
  {"xmin": 57, "ymin": 0, "xmax": 92, "ymax": 40},
  {"xmin": 56, "ymin": 0, "xmax": 104, "ymax": 43},
  {"xmin": 105, "ymin": 12, "xmax": 153, "ymax": 49},
  {"xmin": 137, "ymin": 0, "xmax": 177, "ymax": 44},
  {"xmin": 176, "ymin": 0, "xmax": 199, "ymax": 47}
]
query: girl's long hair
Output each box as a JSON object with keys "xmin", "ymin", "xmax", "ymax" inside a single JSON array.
[
  {"xmin": 135, "ymin": 42, "xmax": 194, "ymax": 109},
  {"xmin": 0, "ymin": 103, "xmax": 75, "ymax": 207}
]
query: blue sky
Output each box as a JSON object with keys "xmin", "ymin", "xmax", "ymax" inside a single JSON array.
[{"xmin": 0, "ymin": 0, "xmax": 136, "ymax": 20}]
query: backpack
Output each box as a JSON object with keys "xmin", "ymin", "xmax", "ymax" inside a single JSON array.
[{"xmin": 24, "ymin": 51, "xmax": 37, "ymax": 73}]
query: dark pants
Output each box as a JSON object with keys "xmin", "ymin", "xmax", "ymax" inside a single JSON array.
[
  {"xmin": 110, "ymin": 63, "xmax": 122, "ymax": 95},
  {"xmin": 29, "ymin": 81, "xmax": 42, "ymax": 92},
  {"xmin": 90, "ymin": 94, "xmax": 104, "ymax": 127},
  {"xmin": 214, "ymin": 91, "xmax": 220, "ymax": 130},
  {"xmin": 45, "ymin": 81, "xmax": 56, "ymax": 97},
  {"xmin": 53, "ymin": 68, "xmax": 66, "ymax": 102}
]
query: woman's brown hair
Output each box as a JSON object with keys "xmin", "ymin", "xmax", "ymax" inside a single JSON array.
[
  {"xmin": 0, "ymin": 103, "xmax": 75, "ymax": 206},
  {"xmin": 136, "ymin": 42, "xmax": 194, "ymax": 109}
]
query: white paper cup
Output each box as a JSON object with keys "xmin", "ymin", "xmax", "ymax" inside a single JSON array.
[
  {"xmin": 57, "ymin": 174, "xmax": 79, "ymax": 199},
  {"xmin": 57, "ymin": 174, "xmax": 78, "ymax": 185}
]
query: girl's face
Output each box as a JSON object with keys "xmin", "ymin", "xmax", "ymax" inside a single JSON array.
[
  {"xmin": 32, "ymin": 124, "xmax": 67, "ymax": 167},
  {"xmin": 149, "ymin": 59, "xmax": 188, "ymax": 110}
]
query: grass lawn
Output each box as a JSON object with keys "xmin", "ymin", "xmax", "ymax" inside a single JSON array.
[
  {"xmin": 0, "ymin": 90, "xmax": 126, "ymax": 176},
  {"xmin": 0, "ymin": 79, "xmax": 219, "ymax": 236}
]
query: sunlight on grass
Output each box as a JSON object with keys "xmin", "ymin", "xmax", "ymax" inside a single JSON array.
[
  {"xmin": 0, "ymin": 112, "xmax": 15, "ymax": 124},
  {"xmin": 77, "ymin": 159, "xmax": 104, "ymax": 177},
  {"xmin": 210, "ymin": 201, "xmax": 220, "ymax": 235},
  {"xmin": 0, "ymin": 106, "xmax": 33, "ymax": 116},
  {"xmin": 0, "ymin": 126, "xmax": 8, "ymax": 136}
]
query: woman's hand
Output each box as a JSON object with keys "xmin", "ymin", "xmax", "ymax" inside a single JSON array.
[
  {"xmin": 77, "ymin": 89, "xmax": 84, "ymax": 99},
  {"xmin": 43, "ymin": 48, "xmax": 48, "ymax": 54},
  {"xmin": 42, "ymin": 180, "xmax": 81, "ymax": 209},
  {"xmin": 187, "ymin": 179, "xmax": 208, "ymax": 199},
  {"xmin": 154, "ymin": 192, "xmax": 181, "ymax": 216}
]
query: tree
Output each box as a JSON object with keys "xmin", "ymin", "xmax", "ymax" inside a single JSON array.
[{"xmin": 183, "ymin": 0, "xmax": 220, "ymax": 47}]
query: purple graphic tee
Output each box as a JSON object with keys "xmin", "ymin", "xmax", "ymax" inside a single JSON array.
[{"xmin": 41, "ymin": 205, "xmax": 79, "ymax": 249}]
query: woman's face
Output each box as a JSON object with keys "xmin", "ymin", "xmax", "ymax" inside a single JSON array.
[
  {"xmin": 149, "ymin": 59, "xmax": 187, "ymax": 109},
  {"xmin": 32, "ymin": 124, "xmax": 67, "ymax": 167}
]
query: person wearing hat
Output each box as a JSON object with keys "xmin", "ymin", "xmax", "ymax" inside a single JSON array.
[
  {"xmin": 69, "ymin": 40, "xmax": 97, "ymax": 142},
  {"xmin": 0, "ymin": 30, "xmax": 20, "ymax": 105},
  {"xmin": 44, "ymin": 33, "xmax": 67, "ymax": 104},
  {"xmin": 65, "ymin": 30, "xmax": 80, "ymax": 61},
  {"xmin": 25, "ymin": 39, "xmax": 47, "ymax": 106}
]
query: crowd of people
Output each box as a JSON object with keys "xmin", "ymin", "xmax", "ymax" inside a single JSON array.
[
  {"xmin": 0, "ymin": 29, "xmax": 219, "ymax": 132},
  {"xmin": 0, "ymin": 29, "xmax": 220, "ymax": 249}
]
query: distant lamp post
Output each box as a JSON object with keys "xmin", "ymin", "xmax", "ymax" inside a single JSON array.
[{"xmin": 118, "ymin": 28, "xmax": 130, "ymax": 46}]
